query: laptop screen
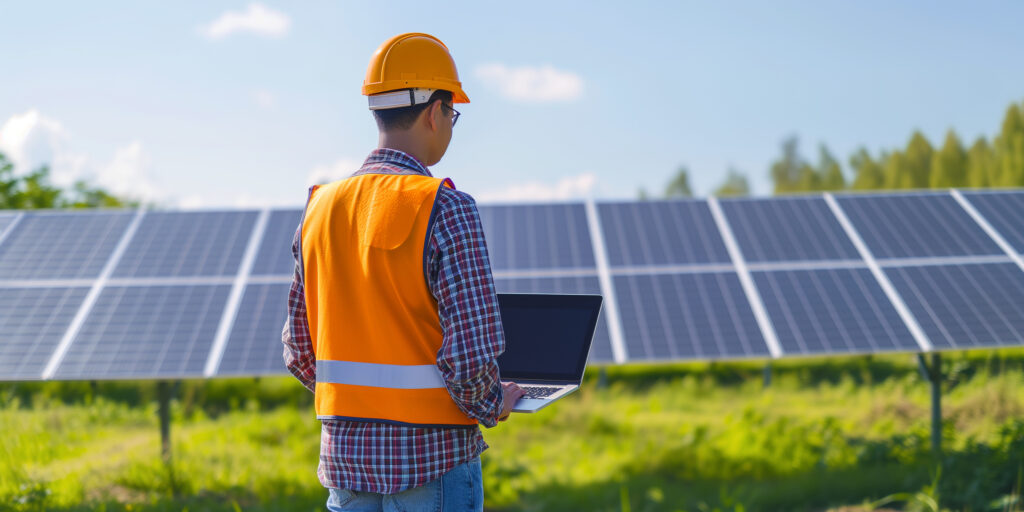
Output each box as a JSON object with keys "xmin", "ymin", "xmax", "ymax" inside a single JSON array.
[{"xmin": 496, "ymin": 293, "xmax": 602, "ymax": 382}]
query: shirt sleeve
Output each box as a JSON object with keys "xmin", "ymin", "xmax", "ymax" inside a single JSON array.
[
  {"xmin": 282, "ymin": 223, "xmax": 317, "ymax": 394},
  {"xmin": 429, "ymin": 188, "xmax": 505, "ymax": 428}
]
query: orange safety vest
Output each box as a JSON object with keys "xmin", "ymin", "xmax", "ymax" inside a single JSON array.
[{"xmin": 301, "ymin": 172, "xmax": 476, "ymax": 427}]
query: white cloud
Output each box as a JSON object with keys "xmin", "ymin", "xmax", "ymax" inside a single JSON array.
[
  {"xmin": 200, "ymin": 3, "xmax": 291, "ymax": 40},
  {"xmin": 95, "ymin": 142, "xmax": 159, "ymax": 202},
  {"xmin": 0, "ymin": 109, "xmax": 69, "ymax": 175},
  {"xmin": 252, "ymin": 89, "xmax": 276, "ymax": 108},
  {"xmin": 476, "ymin": 64, "xmax": 584, "ymax": 102},
  {"xmin": 476, "ymin": 173, "xmax": 597, "ymax": 203},
  {"xmin": 0, "ymin": 110, "xmax": 160, "ymax": 202},
  {"xmin": 177, "ymin": 194, "xmax": 208, "ymax": 210},
  {"xmin": 307, "ymin": 157, "xmax": 361, "ymax": 187}
]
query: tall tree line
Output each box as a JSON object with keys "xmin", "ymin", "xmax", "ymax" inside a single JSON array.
[
  {"xmin": 771, "ymin": 100, "xmax": 1024, "ymax": 193},
  {"xmin": 660, "ymin": 98, "xmax": 1024, "ymax": 198}
]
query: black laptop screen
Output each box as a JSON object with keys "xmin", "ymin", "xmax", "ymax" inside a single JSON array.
[{"xmin": 496, "ymin": 293, "xmax": 602, "ymax": 382}]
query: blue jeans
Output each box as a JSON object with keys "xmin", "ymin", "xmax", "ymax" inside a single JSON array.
[{"xmin": 326, "ymin": 457, "xmax": 483, "ymax": 512}]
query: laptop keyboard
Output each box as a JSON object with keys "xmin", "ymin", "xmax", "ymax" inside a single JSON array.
[{"xmin": 521, "ymin": 386, "xmax": 562, "ymax": 399}]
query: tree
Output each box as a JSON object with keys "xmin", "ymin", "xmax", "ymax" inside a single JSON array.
[
  {"xmin": 0, "ymin": 150, "xmax": 135, "ymax": 209},
  {"xmin": 0, "ymin": 152, "xmax": 17, "ymax": 207},
  {"xmin": 882, "ymin": 150, "xmax": 907, "ymax": 190},
  {"xmin": 849, "ymin": 147, "xmax": 884, "ymax": 190},
  {"xmin": 966, "ymin": 137, "xmax": 995, "ymax": 188},
  {"xmin": 665, "ymin": 166, "xmax": 693, "ymax": 198},
  {"xmin": 795, "ymin": 162, "xmax": 821, "ymax": 192},
  {"xmin": 929, "ymin": 129, "xmax": 967, "ymax": 188},
  {"xmin": 770, "ymin": 136, "xmax": 804, "ymax": 194},
  {"xmin": 992, "ymin": 102, "xmax": 1024, "ymax": 187},
  {"xmin": 902, "ymin": 131, "xmax": 934, "ymax": 189},
  {"xmin": 817, "ymin": 144, "xmax": 845, "ymax": 190},
  {"xmin": 714, "ymin": 168, "xmax": 750, "ymax": 197}
]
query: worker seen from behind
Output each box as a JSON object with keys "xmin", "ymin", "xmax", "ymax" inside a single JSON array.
[{"xmin": 282, "ymin": 32, "xmax": 526, "ymax": 512}]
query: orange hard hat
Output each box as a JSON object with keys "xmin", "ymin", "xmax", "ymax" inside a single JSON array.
[{"xmin": 362, "ymin": 33, "xmax": 469, "ymax": 106}]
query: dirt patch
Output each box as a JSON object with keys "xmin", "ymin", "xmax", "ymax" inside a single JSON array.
[
  {"xmin": 948, "ymin": 385, "xmax": 1024, "ymax": 431},
  {"xmin": 828, "ymin": 507, "xmax": 900, "ymax": 512},
  {"xmin": 86, "ymin": 484, "xmax": 149, "ymax": 504},
  {"xmin": 862, "ymin": 399, "xmax": 926, "ymax": 428}
]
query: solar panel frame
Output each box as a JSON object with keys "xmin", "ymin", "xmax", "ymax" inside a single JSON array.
[
  {"xmin": 53, "ymin": 284, "xmax": 231, "ymax": 380},
  {"xmin": 752, "ymin": 268, "xmax": 919, "ymax": 355},
  {"xmin": 598, "ymin": 200, "xmax": 731, "ymax": 267},
  {"xmin": 250, "ymin": 209, "xmax": 303, "ymax": 276},
  {"xmin": 0, "ymin": 211, "xmax": 135, "ymax": 280},
  {"xmin": 0, "ymin": 213, "xmax": 21, "ymax": 246},
  {"xmin": 720, "ymin": 196, "xmax": 860, "ymax": 262},
  {"xmin": 217, "ymin": 282, "xmax": 290, "ymax": 376},
  {"xmin": 885, "ymin": 262, "xmax": 1024, "ymax": 350},
  {"xmin": 961, "ymin": 191, "xmax": 1024, "ymax": 254},
  {"xmin": 613, "ymin": 271, "xmax": 769, "ymax": 361},
  {"xmin": 113, "ymin": 211, "xmax": 259, "ymax": 278},
  {"xmin": 836, "ymin": 193, "xmax": 1003, "ymax": 259},
  {"xmin": 5, "ymin": 188, "xmax": 1024, "ymax": 383},
  {"xmin": 477, "ymin": 203, "xmax": 596, "ymax": 271},
  {"xmin": 0, "ymin": 286, "xmax": 90, "ymax": 380}
]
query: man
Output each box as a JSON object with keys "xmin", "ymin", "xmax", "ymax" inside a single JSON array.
[{"xmin": 282, "ymin": 32, "xmax": 525, "ymax": 512}]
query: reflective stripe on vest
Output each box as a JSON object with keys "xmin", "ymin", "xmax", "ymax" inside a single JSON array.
[{"xmin": 316, "ymin": 360, "xmax": 445, "ymax": 390}]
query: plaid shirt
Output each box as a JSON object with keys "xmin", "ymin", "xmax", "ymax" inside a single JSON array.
[{"xmin": 281, "ymin": 148, "xmax": 506, "ymax": 494}]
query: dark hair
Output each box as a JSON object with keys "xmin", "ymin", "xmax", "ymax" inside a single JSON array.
[{"xmin": 372, "ymin": 90, "xmax": 453, "ymax": 131}]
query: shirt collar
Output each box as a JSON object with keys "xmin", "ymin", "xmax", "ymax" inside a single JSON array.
[{"xmin": 358, "ymin": 148, "xmax": 433, "ymax": 177}]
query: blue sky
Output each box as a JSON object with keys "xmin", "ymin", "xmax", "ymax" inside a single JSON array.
[{"xmin": 2, "ymin": 1, "xmax": 1023, "ymax": 208}]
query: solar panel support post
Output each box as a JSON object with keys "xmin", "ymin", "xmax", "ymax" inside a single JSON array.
[
  {"xmin": 157, "ymin": 381, "xmax": 173, "ymax": 464},
  {"xmin": 762, "ymin": 362, "xmax": 772, "ymax": 389},
  {"xmin": 916, "ymin": 352, "xmax": 942, "ymax": 459}
]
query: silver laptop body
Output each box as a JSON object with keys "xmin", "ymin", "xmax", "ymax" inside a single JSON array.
[{"xmin": 495, "ymin": 293, "xmax": 603, "ymax": 413}]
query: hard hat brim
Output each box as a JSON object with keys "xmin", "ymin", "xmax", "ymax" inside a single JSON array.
[{"xmin": 363, "ymin": 80, "xmax": 469, "ymax": 104}]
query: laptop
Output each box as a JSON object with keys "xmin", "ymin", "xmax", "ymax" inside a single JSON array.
[{"xmin": 496, "ymin": 293, "xmax": 603, "ymax": 413}]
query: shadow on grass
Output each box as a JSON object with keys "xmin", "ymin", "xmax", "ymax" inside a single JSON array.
[
  {"xmin": 497, "ymin": 463, "xmax": 929, "ymax": 512},
  {"xmin": 2, "ymin": 485, "xmax": 330, "ymax": 512},
  {"xmin": 487, "ymin": 421, "xmax": 1024, "ymax": 512}
]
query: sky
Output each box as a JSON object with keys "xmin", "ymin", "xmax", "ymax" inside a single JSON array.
[{"xmin": 2, "ymin": 1, "xmax": 1023, "ymax": 208}]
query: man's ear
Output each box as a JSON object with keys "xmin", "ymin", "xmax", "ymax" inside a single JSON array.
[{"xmin": 424, "ymin": 100, "xmax": 441, "ymax": 132}]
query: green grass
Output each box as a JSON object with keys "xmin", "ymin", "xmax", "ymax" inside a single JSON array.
[{"xmin": 2, "ymin": 351, "xmax": 1024, "ymax": 511}]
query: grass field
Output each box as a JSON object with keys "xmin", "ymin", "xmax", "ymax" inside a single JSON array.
[{"xmin": 2, "ymin": 351, "xmax": 1023, "ymax": 512}]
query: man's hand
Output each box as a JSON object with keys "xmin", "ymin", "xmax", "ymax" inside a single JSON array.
[{"xmin": 498, "ymin": 382, "xmax": 526, "ymax": 422}]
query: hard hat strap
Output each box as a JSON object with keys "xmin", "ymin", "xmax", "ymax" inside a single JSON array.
[{"xmin": 368, "ymin": 88, "xmax": 438, "ymax": 110}]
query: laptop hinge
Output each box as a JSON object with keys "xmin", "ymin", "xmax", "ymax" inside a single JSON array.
[{"xmin": 502, "ymin": 378, "xmax": 577, "ymax": 386}]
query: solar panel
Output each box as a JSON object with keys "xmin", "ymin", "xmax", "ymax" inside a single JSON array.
[
  {"xmin": 250, "ymin": 209, "xmax": 303, "ymax": 276},
  {"xmin": 752, "ymin": 268, "xmax": 918, "ymax": 355},
  {"xmin": 886, "ymin": 263, "xmax": 1024, "ymax": 350},
  {"xmin": 54, "ymin": 285, "xmax": 231, "ymax": 379},
  {"xmin": 5, "ymin": 188, "xmax": 1024, "ymax": 382},
  {"xmin": 721, "ymin": 197, "xmax": 859, "ymax": 262},
  {"xmin": 836, "ymin": 193, "xmax": 1002, "ymax": 259},
  {"xmin": 962, "ymin": 191, "xmax": 1024, "ymax": 254},
  {"xmin": 614, "ymin": 272, "xmax": 768, "ymax": 360},
  {"xmin": 493, "ymin": 276, "xmax": 613, "ymax": 362},
  {"xmin": 0, "ymin": 211, "xmax": 134, "ymax": 280},
  {"xmin": 217, "ymin": 283, "xmax": 290, "ymax": 375},
  {"xmin": 598, "ymin": 201, "xmax": 730, "ymax": 267},
  {"xmin": 0, "ymin": 287, "xmax": 90, "ymax": 380},
  {"xmin": 0, "ymin": 213, "xmax": 19, "ymax": 242},
  {"xmin": 478, "ymin": 204, "xmax": 595, "ymax": 271},
  {"xmin": 113, "ymin": 211, "xmax": 258, "ymax": 278}
]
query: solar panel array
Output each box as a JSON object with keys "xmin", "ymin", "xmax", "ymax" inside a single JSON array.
[{"xmin": 1, "ymin": 188, "xmax": 1023, "ymax": 381}]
